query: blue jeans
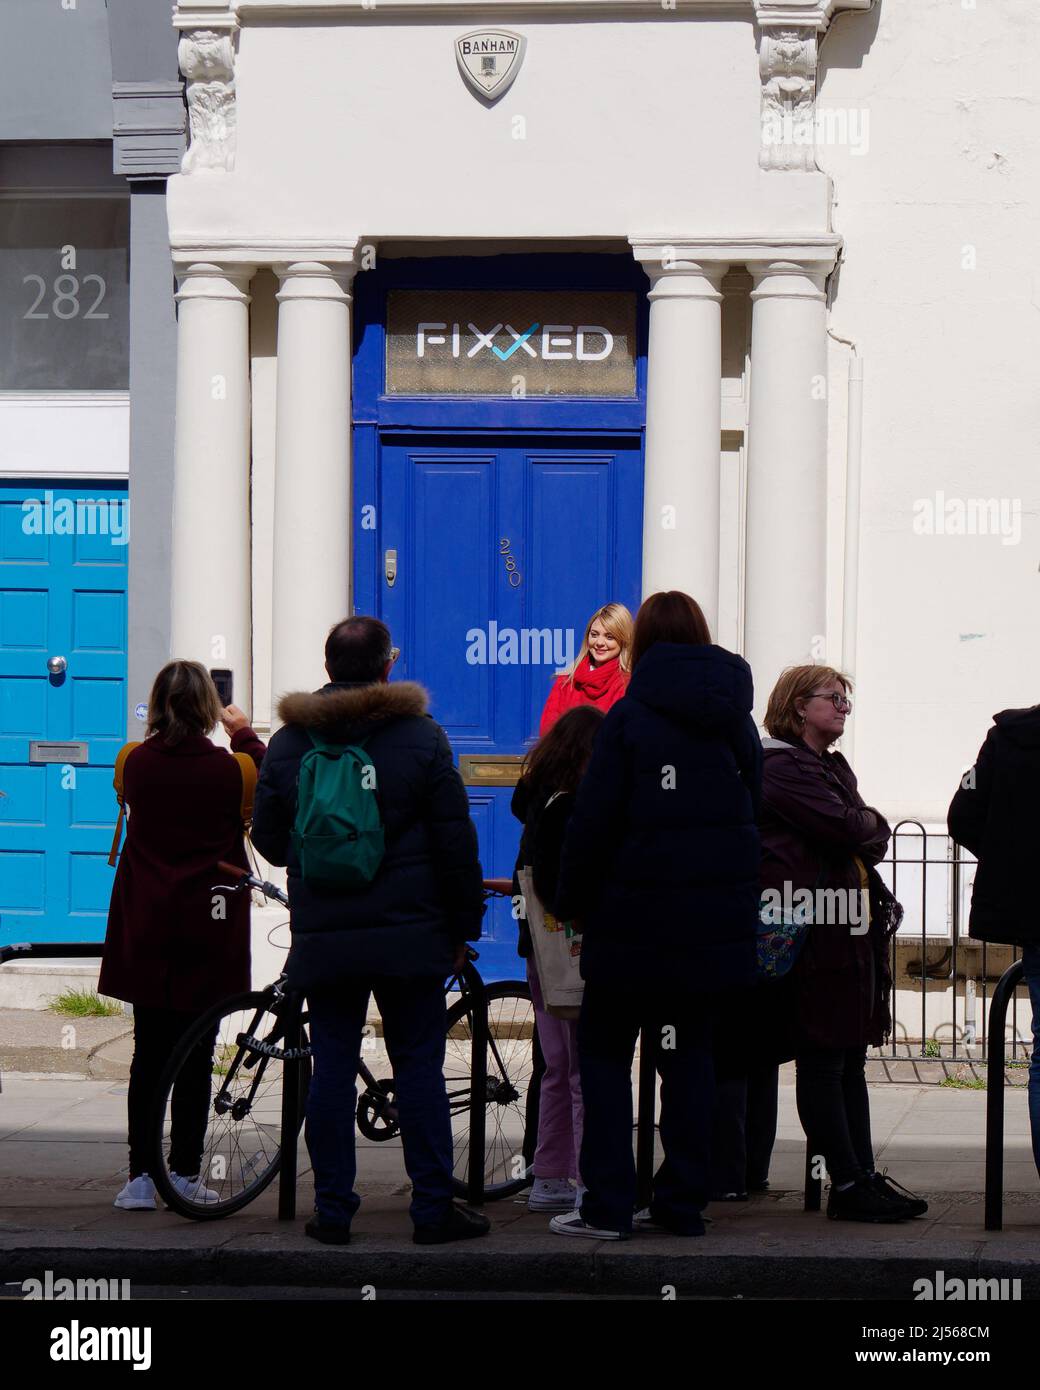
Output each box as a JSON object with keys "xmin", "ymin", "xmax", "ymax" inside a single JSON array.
[
  {"xmin": 1021, "ymin": 947, "xmax": 1040, "ymax": 1179},
  {"xmin": 305, "ymin": 975, "xmax": 454, "ymax": 1228}
]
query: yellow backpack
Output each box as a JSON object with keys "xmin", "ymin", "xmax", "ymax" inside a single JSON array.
[{"xmin": 107, "ymin": 741, "xmax": 258, "ymax": 867}]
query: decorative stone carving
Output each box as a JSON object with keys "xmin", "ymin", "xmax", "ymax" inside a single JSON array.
[
  {"xmin": 178, "ymin": 29, "xmax": 237, "ymax": 173},
  {"xmin": 758, "ymin": 27, "xmax": 818, "ymax": 173}
]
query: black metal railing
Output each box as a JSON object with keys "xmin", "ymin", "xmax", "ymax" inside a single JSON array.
[
  {"xmin": 873, "ymin": 821, "xmax": 1029, "ymax": 1065},
  {"xmin": 984, "ymin": 958, "xmax": 1028, "ymax": 1232}
]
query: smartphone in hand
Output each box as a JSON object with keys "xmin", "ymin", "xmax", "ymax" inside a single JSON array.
[{"xmin": 210, "ymin": 669, "xmax": 233, "ymax": 707}]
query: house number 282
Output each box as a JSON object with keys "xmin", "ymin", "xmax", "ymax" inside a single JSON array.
[{"xmin": 499, "ymin": 538, "xmax": 522, "ymax": 587}]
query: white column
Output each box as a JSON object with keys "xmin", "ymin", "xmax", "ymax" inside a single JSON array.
[
  {"xmin": 744, "ymin": 256, "xmax": 834, "ymax": 719},
  {"xmin": 170, "ymin": 261, "xmax": 254, "ymax": 707},
  {"xmin": 632, "ymin": 245, "xmax": 728, "ymax": 634},
  {"xmin": 271, "ymin": 260, "xmax": 355, "ymax": 707}
]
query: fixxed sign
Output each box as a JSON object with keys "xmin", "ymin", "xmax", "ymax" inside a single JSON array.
[
  {"xmin": 386, "ymin": 290, "xmax": 637, "ymax": 397},
  {"xmin": 416, "ymin": 321, "xmax": 615, "ymax": 362}
]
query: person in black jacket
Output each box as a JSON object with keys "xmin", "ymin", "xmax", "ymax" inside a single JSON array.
[
  {"xmin": 250, "ymin": 616, "xmax": 488, "ymax": 1247},
  {"xmin": 510, "ymin": 705, "xmax": 605, "ymax": 1214},
  {"xmin": 949, "ymin": 704, "xmax": 1040, "ymax": 1178},
  {"xmin": 549, "ymin": 591, "xmax": 762, "ymax": 1239}
]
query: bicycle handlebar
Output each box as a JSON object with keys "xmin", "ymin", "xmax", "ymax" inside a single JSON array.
[
  {"xmin": 482, "ymin": 878, "xmax": 513, "ymax": 897},
  {"xmin": 213, "ymin": 862, "xmax": 289, "ymax": 907}
]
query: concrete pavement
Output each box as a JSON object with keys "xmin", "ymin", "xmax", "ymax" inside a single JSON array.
[{"xmin": 2, "ymin": 1070, "xmax": 1040, "ymax": 1298}]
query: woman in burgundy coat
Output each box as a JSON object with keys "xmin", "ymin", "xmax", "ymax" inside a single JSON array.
[
  {"xmin": 99, "ymin": 660, "xmax": 265, "ymax": 1212},
  {"xmin": 760, "ymin": 664, "xmax": 924, "ymax": 1223}
]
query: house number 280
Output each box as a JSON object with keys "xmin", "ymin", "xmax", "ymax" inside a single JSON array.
[{"xmin": 499, "ymin": 538, "xmax": 522, "ymax": 587}]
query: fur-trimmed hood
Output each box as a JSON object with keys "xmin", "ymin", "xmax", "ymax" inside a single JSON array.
[{"xmin": 277, "ymin": 681, "xmax": 429, "ymax": 732}]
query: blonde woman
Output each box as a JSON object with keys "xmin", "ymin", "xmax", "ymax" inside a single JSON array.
[{"xmin": 538, "ymin": 602, "xmax": 633, "ymax": 736}]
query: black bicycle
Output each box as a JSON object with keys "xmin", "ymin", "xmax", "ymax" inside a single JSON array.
[{"xmin": 150, "ymin": 866, "xmax": 544, "ymax": 1220}]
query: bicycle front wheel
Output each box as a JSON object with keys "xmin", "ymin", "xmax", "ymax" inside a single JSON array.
[
  {"xmin": 150, "ymin": 989, "xmax": 310, "ymax": 1220},
  {"xmin": 445, "ymin": 979, "xmax": 541, "ymax": 1201}
]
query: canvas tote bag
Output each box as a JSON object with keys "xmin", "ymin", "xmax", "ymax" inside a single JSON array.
[{"xmin": 518, "ymin": 860, "xmax": 584, "ymax": 1020}]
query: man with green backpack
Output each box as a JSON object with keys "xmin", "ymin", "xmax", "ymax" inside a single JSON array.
[{"xmin": 250, "ymin": 616, "xmax": 488, "ymax": 1246}]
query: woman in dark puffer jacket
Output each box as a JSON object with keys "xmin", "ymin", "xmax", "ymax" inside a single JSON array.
[{"xmin": 550, "ymin": 591, "xmax": 762, "ymax": 1240}]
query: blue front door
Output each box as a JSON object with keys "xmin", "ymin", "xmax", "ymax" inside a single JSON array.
[
  {"xmin": 377, "ymin": 436, "xmax": 642, "ymax": 979},
  {"xmin": 0, "ymin": 482, "xmax": 129, "ymax": 945}
]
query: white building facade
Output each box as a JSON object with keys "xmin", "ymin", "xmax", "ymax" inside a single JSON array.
[{"xmin": 163, "ymin": 0, "xmax": 1039, "ymax": 975}]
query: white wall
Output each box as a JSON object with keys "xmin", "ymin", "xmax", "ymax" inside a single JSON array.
[
  {"xmin": 820, "ymin": 0, "xmax": 1040, "ymax": 820},
  {"xmin": 168, "ymin": 13, "xmax": 831, "ymax": 239},
  {"xmin": 0, "ymin": 397, "xmax": 129, "ymax": 480}
]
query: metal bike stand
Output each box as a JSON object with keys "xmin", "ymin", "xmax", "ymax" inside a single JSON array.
[
  {"xmin": 278, "ymin": 995, "xmax": 304, "ymax": 1222},
  {"xmin": 635, "ymin": 1027, "xmax": 656, "ymax": 1209},
  {"xmin": 466, "ymin": 966, "xmax": 488, "ymax": 1206},
  {"xmin": 984, "ymin": 957, "xmax": 1024, "ymax": 1232}
]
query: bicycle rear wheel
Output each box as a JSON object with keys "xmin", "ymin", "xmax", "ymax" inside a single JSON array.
[
  {"xmin": 445, "ymin": 979, "xmax": 542, "ymax": 1200},
  {"xmin": 150, "ymin": 989, "xmax": 310, "ymax": 1220}
]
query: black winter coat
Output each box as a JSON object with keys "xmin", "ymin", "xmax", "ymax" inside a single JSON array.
[
  {"xmin": 948, "ymin": 705, "xmax": 1040, "ymax": 947},
  {"xmin": 554, "ymin": 643, "xmax": 762, "ymax": 992},
  {"xmin": 250, "ymin": 680, "xmax": 485, "ymax": 987},
  {"xmin": 510, "ymin": 779, "xmax": 577, "ymax": 959}
]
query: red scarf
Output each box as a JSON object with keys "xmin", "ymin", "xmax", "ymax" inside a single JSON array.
[{"xmin": 539, "ymin": 654, "xmax": 629, "ymax": 734}]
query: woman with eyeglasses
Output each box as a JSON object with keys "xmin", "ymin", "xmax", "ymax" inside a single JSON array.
[{"xmin": 760, "ymin": 665, "xmax": 926, "ymax": 1223}]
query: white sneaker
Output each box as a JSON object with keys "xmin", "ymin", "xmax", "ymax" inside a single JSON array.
[
  {"xmin": 549, "ymin": 1209, "xmax": 628, "ymax": 1241},
  {"xmin": 527, "ymin": 1177, "xmax": 576, "ymax": 1212},
  {"xmin": 113, "ymin": 1175, "xmax": 157, "ymax": 1211},
  {"xmin": 169, "ymin": 1172, "xmax": 220, "ymax": 1204}
]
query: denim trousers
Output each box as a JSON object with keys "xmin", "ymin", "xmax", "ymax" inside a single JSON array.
[
  {"xmin": 1019, "ymin": 946, "xmax": 1040, "ymax": 1179},
  {"xmin": 305, "ymin": 975, "xmax": 454, "ymax": 1227}
]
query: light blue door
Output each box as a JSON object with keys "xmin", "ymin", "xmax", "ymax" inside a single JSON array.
[
  {"xmin": 377, "ymin": 436, "xmax": 643, "ymax": 979},
  {"xmin": 0, "ymin": 482, "xmax": 128, "ymax": 945}
]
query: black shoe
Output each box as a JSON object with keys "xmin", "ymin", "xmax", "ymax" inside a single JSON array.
[
  {"xmin": 748, "ymin": 1181, "xmax": 770, "ymax": 1194},
  {"xmin": 871, "ymin": 1171, "xmax": 928, "ymax": 1217},
  {"xmin": 826, "ymin": 1177, "xmax": 913, "ymax": 1223},
  {"xmin": 633, "ymin": 1206, "xmax": 706, "ymax": 1237},
  {"xmin": 304, "ymin": 1214, "xmax": 352, "ymax": 1245},
  {"xmin": 413, "ymin": 1203, "xmax": 491, "ymax": 1246},
  {"xmin": 709, "ymin": 1190, "xmax": 749, "ymax": 1203}
]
